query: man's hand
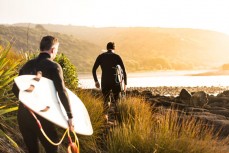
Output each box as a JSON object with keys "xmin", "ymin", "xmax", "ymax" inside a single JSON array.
[
  {"xmin": 68, "ymin": 118, "xmax": 74, "ymax": 132},
  {"xmin": 124, "ymin": 84, "xmax": 127, "ymax": 92},
  {"xmin": 95, "ymin": 81, "xmax": 100, "ymax": 88}
]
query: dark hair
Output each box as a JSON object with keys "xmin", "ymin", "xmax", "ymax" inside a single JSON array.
[
  {"xmin": 106, "ymin": 42, "xmax": 115, "ymax": 50},
  {"xmin": 40, "ymin": 36, "xmax": 58, "ymax": 51}
]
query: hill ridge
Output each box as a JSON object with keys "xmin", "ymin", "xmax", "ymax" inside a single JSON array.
[{"xmin": 1, "ymin": 24, "xmax": 229, "ymax": 72}]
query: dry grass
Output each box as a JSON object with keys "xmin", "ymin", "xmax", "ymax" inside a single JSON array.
[{"xmin": 107, "ymin": 96, "xmax": 229, "ymax": 153}]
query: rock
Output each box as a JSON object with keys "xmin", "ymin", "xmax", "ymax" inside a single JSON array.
[
  {"xmin": 141, "ymin": 90, "xmax": 153, "ymax": 100},
  {"xmin": 84, "ymin": 88, "xmax": 229, "ymax": 137},
  {"xmin": 190, "ymin": 91, "xmax": 208, "ymax": 108},
  {"xmin": 126, "ymin": 89, "xmax": 140, "ymax": 96},
  {"xmin": 208, "ymin": 97, "xmax": 229, "ymax": 107},
  {"xmin": 185, "ymin": 107, "xmax": 209, "ymax": 113},
  {"xmin": 178, "ymin": 89, "xmax": 192, "ymax": 104},
  {"xmin": 209, "ymin": 109, "xmax": 229, "ymax": 118},
  {"xmin": 217, "ymin": 90, "xmax": 229, "ymax": 97},
  {"xmin": 210, "ymin": 120, "xmax": 229, "ymax": 138}
]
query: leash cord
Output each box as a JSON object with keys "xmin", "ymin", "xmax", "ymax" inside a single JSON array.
[
  {"xmin": 67, "ymin": 128, "xmax": 80, "ymax": 152},
  {"xmin": 28, "ymin": 108, "xmax": 80, "ymax": 152},
  {"xmin": 28, "ymin": 109, "xmax": 68, "ymax": 145}
]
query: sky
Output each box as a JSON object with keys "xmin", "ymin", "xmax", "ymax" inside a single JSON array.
[{"xmin": 1, "ymin": 0, "xmax": 229, "ymax": 34}]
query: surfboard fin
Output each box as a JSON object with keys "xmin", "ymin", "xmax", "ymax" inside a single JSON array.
[
  {"xmin": 33, "ymin": 71, "xmax": 42, "ymax": 81},
  {"xmin": 24, "ymin": 85, "xmax": 35, "ymax": 92},
  {"xmin": 40, "ymin": 106, "xmax": 50, "ymax": 112}
]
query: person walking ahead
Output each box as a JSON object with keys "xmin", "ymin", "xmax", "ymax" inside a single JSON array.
[
  {"xmin": 12, "ymin": 36, "xmax": 74, "ymax": 153},
  {"xmin": 92, "ymin": 42, "xmax": 127, "ymax": 117}
]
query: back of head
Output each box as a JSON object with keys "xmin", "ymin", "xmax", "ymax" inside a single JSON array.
[
  {"xmin": 106, "ymin": 42, "xmax": 115, "ymax": 50},
  {"xmin": 40, "ymin": 36, "xmax": 58, "ymax": 51}
]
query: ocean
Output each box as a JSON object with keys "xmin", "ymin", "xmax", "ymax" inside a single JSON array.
[{"xmin": 78, "ymin": 70, "xmax": 229, "ymax": 89}]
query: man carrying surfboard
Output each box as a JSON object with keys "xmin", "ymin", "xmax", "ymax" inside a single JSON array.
[
  {"xmin": 12, "ymin": 36, "xmax": 74, "ymax": 153},
  {"xmin": 92, "ymin": 42, "xmax": 127, "ymax": 122}
]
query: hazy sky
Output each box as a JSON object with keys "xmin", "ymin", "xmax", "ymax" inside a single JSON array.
[{"xmin": 1, "ymin": 0, "xmax": 229, "ymax": 34}]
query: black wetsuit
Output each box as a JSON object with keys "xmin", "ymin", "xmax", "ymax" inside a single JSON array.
[
  {"xmin": 12, "ymin": 53, "xmax": 72, "ymax": 153},
  {"xmin": 92, "ymin": 50, "xmax": 127, "ymax": 109}
]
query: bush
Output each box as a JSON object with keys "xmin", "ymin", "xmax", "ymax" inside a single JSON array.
[{"xmin": 55, "ymin": 53, "xmax": 79, "ymax": 90}]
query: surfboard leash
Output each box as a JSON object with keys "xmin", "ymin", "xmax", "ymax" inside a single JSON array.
[
  {"xmin": 67, "ymin": 128, "xmax": 80, "ymax": 153},
  {"xmin": 27, "ymin": 108, "xmax": 80, "ymax": 153},
  {"xmin": 23, "ymin": 72, "xmax": 80, "ymax": 152},
  {"xmin": 28, "ymin": 108, "xmax": 67, "ymax": 145}
]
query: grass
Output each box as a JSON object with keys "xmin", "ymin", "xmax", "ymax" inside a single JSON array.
[
  {"xmin": 0, "ymin": 43, "xmax": 228, "ymax": 153},
  {"xmin": 106, "ymin": 96, "xmax": 229, "ymax": 153},
  {"xmin": 0, "ymin": 42, "xmax": 24, "ymax": 153},
  {"xmin": 1, "ymin": 87, "xmax": 229, "ymax": 153},
  {"xmin": 75, "ymin": 90, "xmax": 106, "ymax": 152},
  {"xmin": 107, "ymin": 97, "xmax": 154, "ymax": 153}
]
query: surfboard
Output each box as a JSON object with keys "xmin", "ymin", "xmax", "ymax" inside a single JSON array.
[
  {"xmin": 14, "ymin": 75, "xmax": 93, "ymax": 136},
  {"xmin": 115, "ymin": 65, "xmax": 125, "ymax": 91}
]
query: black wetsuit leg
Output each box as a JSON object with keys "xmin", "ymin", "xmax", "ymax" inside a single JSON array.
[
  {"xmin": 102, "ymin": 84, "xmax": 121, "ymax": 112},
  {"xmin": 38, "ymin": 117, "xmax": 58, "ymax": 153},
  {"xmin": 17, "ymin": 103, "xmax": 40, "ymax": 153},
  {"xmin": 111, "ymin": 85, "xmax": 121, "ymax": 113},
  {"xmin": 17, "ymin": 103, "xmax": 58, "ymax": 153},
  {"xmin": 112, "ymin": 84, "xmax": 121, "ymax": 104},
  {"xmin": 102, "ymin": 85, "xmax": 112, "ymax": 112}
]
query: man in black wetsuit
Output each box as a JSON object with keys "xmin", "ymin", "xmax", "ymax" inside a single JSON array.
[
  {"xmin": 92, "ymin": 42, "xmax": 127, "ymax": 118},
  {"xmin": 12, "ymin": 36, "xmax": 74, "ymax": 153}
]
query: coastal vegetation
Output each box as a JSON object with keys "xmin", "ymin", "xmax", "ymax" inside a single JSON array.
[
  {"xmin": 1, "ymin": 24, "xmax": 229, "ymax": 72},
  {"xmin": 0, "ymin": 42, "xmax": 228, "ymax": 153}
]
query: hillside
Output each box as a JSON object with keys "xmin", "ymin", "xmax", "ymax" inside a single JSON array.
[
  {"xmin": 0, "ymin": 24, "xmax": 101, "ymax": 72},
  {"xmin": 42, "ymin": 25, "xmax": 229, "ymax": 70},
  {"xmin": 2, "ymin": 24, "xmax": 229, "ymax": 72}
]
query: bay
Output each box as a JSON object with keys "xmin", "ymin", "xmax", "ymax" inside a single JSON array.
[{"xmin": 78, "ymin": 70, "xmax": 229, "ymax": 89}]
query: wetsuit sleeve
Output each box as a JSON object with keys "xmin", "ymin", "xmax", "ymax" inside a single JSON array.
[
  {"xmin": 12, "ymin": 82, "xmax": 19, "ymax": 98},
  {"xmin": 51, "ymin": 64, "xmax": 73, "ymax": 119},
  {"xmin": 92, "ymin": 55, "xmax": 100, "ymax": 82},
  {"xmin": 118, "ymin": 56, "xmax": 127, "ymax": 85},
  {"xmin": 12, "ymin": 67, "xmax": 24, "ymax": 98}
]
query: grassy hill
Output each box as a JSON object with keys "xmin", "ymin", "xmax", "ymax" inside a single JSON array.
[
  {"xmin": 1, "ymin": 24, "xmax": 229, "ymax": 72},
  {"xmin": 0, "ymin": 24, "xmax": 101, "ymax": 72}
]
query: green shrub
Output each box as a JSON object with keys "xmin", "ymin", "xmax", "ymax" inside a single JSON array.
[{"xmin": 55, "ymin": 53, "xmax": 79, "ymax": 90}]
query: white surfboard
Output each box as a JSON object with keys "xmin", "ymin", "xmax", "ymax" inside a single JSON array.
[
  {"xmin": 115, "ymin": 65, "xmax": 125, "ymax": 91},
  {"xmin": 14, "ymin": 75, "xmax": 93, "ymax": 136}
]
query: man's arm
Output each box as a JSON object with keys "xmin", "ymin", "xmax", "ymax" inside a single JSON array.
[
  {"xmin": 92, "ymin": 55, "xmax": 100, "ymax": 88},
  {"xmin": 51, "ymin": 64, "xmax": 74, "ymax": 131},
  {"xmin": 51, "ymin": 65, "xmax": 73, "ymax": 119},
  {"xmin": 12, "ymin": 83, "xmax": 19, "ymax": 98},
  {"xmin": 12, "ymin": 68, "xmax": 24, "ymax": 98}
]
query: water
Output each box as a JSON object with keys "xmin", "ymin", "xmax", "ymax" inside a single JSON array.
[{"xmin": 78, "ymin": 70, "xmax": 229, "ymax": 89}]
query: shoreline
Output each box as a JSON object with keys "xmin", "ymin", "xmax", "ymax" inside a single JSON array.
[
  {"xmin": 78, "ymin": 70, "xmax": 229, "ymax": 89},
  {"xmin": 127, "ymin": 86, "xmax": 229, "ymax": 96},
  {"xmin": 83, "ymin": 86, "xmax": 229, "ymax": 97}
]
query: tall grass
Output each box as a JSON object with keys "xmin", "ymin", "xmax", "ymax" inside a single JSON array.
[
  {"xmin": 0, "ymin": 42, "xmax": 24, "ymax": 152},
  {"xmin": 107, "ymin": 97, "xmax": 229, "ymax": 153},
  {"xmin": 1, "ymin": 42, "xmax": 229, "ymax": 153},
  {"xmin": 107, "ymin": 97, "xmax": 154, "ymax": 153},
  {"xmin": 76, "ymin": 90, "xmax": 106, "ymax": 152}
]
